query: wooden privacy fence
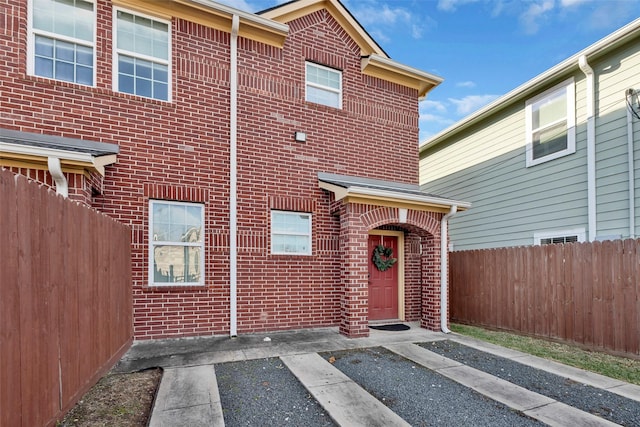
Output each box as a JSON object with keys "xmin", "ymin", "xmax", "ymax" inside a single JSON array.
[
  {"xmin": 450, "ymin": 239, "xmax": 640, "ymax": 356},
  {"xmin": 0, "ymin": 169, "xmax": 133, "ymax": 427}
]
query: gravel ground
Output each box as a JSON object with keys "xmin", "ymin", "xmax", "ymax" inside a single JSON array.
[
  {"xmin": 215, "ymin": 357, "xmax": 336, "ymax": 427},
  {"xmin": 421, "ymin": 340, "xmax": 640, "ymax": 426},
  {"xmin": 322, "ymin": 347, "xmax": 542, "ymax": 427}
]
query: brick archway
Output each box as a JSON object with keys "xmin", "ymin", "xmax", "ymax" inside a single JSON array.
[{"xmin": 338, "ymin": 202, "xmax": 445, "ymax": 337}]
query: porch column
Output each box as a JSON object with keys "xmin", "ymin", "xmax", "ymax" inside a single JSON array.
[
  {"xmin": 339, "ymin": 203, "xmax": 369, "ymax": 337},
  {"xmin": 420, "ymin": 233, "xmax": 442, "ymax": 330}
]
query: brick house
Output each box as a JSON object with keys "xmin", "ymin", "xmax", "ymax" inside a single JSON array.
[{"xmin": 0, "ymin": 0, "xmax": 469, "ymax": 340}]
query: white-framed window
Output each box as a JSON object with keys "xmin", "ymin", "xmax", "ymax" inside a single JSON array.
[
  {"xmin": 534, "ymin": 228, "xmax": 585, "ymax": 245},
  {"xmin": 305, "ymin": 62, "xmax": 342, "ymax": 109},
  {"xmin": 114, "ymin": 8, "xmax": 170, "ymax": 101},
  {"xmin": 149, "ymin": 200, "xmax": 204, "ymax": 286},
  {"xmin": 271, "ymin": 210, "xmax": 312, "ymax": 255},
  {"xmin": 28, "ymin": 0, "xmax": 96, "ymax": 86},
  {"xmin": 525, "ymin": 78, "xmax": 575, "ymax": 167}
]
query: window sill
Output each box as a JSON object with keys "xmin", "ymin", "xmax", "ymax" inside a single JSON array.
[{"xmin": 525, "ymin": 147, "xmax": 575, "ymax": 167}]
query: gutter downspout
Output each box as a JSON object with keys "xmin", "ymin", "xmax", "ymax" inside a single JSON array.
[
  {"xmin": 579, "ymin": 55, "xmax": 596, "ymax": 241},
  {"xmin": 627, "ymin": 89, "xmax": 636, "ymax": 238},
  {"xmin": 440, "ymin": 205, "xmax": 457, "ymax": 334},
  {"xmin": 229, "ymin": 14, "xmax": 239, "ymax": 337},
  {"xmin": 47, "ymin": 157, "xmax": 68, "ymax": 198}
]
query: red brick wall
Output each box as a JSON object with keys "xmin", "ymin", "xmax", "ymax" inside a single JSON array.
[
  {"xmin": 0, "ymin": 1, "xmax": 437, "ymax": 339},
  {"xmin": 337, "ymin": 204, "xmax": 443, "ymax": 336}
]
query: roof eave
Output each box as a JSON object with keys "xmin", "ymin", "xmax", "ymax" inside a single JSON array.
[
  {"xmin": 0, "ymin": 142, "xmax": 117, "ymax": 176},
  {"xmin": 113, "ymin": 0, "xmax": 289, "ymax": 48},
  {"xmin": 362, "ymin": 54, "xmax": 443, "ymax": 98},
  {"xmin": 319, "ymin": 180, "xmax": 470, "ymax": 213},
  {"xmin": 347, "ymin": 186, "xmax": 470, "ymax": 211},
  {"xmin": 260, "ymin": 0, "xmax": 386, "ymax": 56}
]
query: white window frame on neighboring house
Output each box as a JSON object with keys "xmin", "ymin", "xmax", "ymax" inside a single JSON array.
[
  {"xmin": 525, "ymin": 78, "xmax": 576, "ymax": 167},
  {"xmin": 271, "ymin": 210, "xmax": 312, "ymax": 255},
  {"xmin": 534, "ymin": 228, "xmax": 585, "ymax": 245},
  {"xmin": 28, "ymin": 0, "xmax": 96, "ymax": 86},
  {"xmin": 113, "ymin": 8, "xmax": 171, "ymax": 101},
  {"xmin": 149, "ymin": 200, "xmax": 205, "ymax": 286},
  {"xmin": 305, "ymin": 62, "xmax": 342, "ymax": 109}
]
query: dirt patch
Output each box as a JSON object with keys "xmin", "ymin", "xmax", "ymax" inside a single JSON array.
[{"xmin": 59, "ymin": 368, "xmax": 162, "ymax": 427}]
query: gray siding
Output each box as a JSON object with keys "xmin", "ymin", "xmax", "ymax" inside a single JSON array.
[
  {"xmin": 593, "ymin": 41, "xmax": 640, "ymax": 239},
  {"xmin": 421, "ymin": 36, "xmax": 640, "ymax": 250}
]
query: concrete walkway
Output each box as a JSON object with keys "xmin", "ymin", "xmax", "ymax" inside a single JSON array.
[{"xmin": 113, "ymin": 323, "xmax": 640, "ymax": 427}]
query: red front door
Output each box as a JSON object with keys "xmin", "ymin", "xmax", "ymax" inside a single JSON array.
[{"xmin": 368, "ymin": 234, "xmax": 399, "ymax": 321}]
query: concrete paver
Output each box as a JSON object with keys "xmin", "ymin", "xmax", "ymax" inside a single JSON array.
[
  {"xmin": 281, "ymin": 353, "xmax": 410, "ymax": 427},
  {"xmin": 148, "ymin": 365, "xmax": 224, "ymax": 427},
  {"xmin": 525, "ymin": 401, "xmax": 620, "ymax": 427},
  {"xmin": 386, "ymin": 343, "xmax": 555, "ymax": 412},
  {"xmin": 451, "ymin": 334, "xmax": 640, "ymax": 402},
  {"xmin": 116, "ymin": 324, "xmax": 639, "ymax": 426},
  {"xmin": 388, "ymin": 342, "xmax": 623, "ymax": 426}
]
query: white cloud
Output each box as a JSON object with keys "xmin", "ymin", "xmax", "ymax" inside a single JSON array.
[
  {"xmin": 352, "ymin": 3, "xmax": 411, "ymax": 26},
  {"xmin": 419, "ymin": 100, "xmax": 455, "ymax": 140},
  {"xmin": 560, "ymin": 0, "xmax": 588, "ymax": 7},
  {"xmin": 583, "ymin": 1, "xmax": 640, "ymax": 30},
  {"xmin": 420, "ymin": 99, "xmax": 448, "ymax": 114},
  {"xmin": 448, "ymin": 94, "xmax": 499, "ymax": 115},
  {"xmin": 348, "ymin": 2, "xmax": 434, "ymax": 41},
  {"xmin": 456, "ymin": 81, "xmax": 476, "ymax": 88},
  {"xmin": 412, "ymin": 24, "xmax": 424, "ymax": 39},
  {"xmin": 420, "ymin": 113, "xmax": 456, "ymax": 126},
  {"xmin": 437, "ymin": 0, "xmax": 481, "ymax": 12},
  {"xmin": 519, "ymin": 0, "xmax": 555, "ymax": 35},
  {"xmin": 369, "ymin": 29, "xmax": 390, "ymax": 44}
]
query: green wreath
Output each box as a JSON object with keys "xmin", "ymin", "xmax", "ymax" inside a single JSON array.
[{"xmin": 372, "ymin": 244, "xmax": 397, "ymax": 271}]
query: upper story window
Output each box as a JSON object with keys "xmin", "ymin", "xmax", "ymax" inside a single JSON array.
[
  {"xmin": 149, "ymin": 200, "xmax": 204, "ymax": 286},
  {"xmin": 29, "ymin": 0, "xmax": 95, "ymax": 86},
  {"xmin": 114, "ymin": 9, "xmax": 170, "ymax": 101},
  {"xmin": 271, "ymin": 210, "xmax": 312, "ymax": 255},
  {"xmin": 525, "ymin": 78, "xmax": 575, "ymax": 167},
  {"xmin": 306, "ymin": 62, "xmax": 342, "ymax": 109}
]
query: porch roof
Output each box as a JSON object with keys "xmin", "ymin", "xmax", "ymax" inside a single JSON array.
[
  {"xmin": 0, "ymin": 128, "xmax": 118, "ymax": 176},
  {"xmin": 318, "ymin": 172, "xmax": 470, "ymax": 213}
]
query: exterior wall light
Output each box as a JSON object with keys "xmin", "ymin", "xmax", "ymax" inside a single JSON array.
[{"xmin": 294, "ymin": 131, "xmax": 306, "ymax": 142}]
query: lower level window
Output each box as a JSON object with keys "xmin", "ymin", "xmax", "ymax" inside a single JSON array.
[
  {"xmin": 271, "ymin": 210, "xmax": 312, "ymax": 255},
  {"xmin": 534, "ymin": 228, "xmax": 585, "ymax": 245},
  {"xmin": 149, "ymin": 200, "xmax": 204, "ymax": 286}
]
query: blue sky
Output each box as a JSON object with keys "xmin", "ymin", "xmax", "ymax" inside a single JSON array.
[{"xmin": 218, "ymin": 0, "xmax": 640, "ymax": 142}]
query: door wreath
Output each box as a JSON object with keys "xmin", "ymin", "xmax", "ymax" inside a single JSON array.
[{"xmin": 372, "ymin": 244, "xmax": 397, "ymax": 271}]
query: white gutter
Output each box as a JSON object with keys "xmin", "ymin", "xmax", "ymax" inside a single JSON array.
[
  {"xmin": 185, "ymin": 0, "xmax": 289, "ymax": 33},
  {"xmin": 229, "ymin": 14, "xmax": 239, "ymax": 337},
  {"xmin": 579, "ymin": 55, "xmax": 597, "ymax": 242},
  {"xmin": 0, "ymin": 142, "xmax": 116, "ymax": 176},
  {"xmin": 1, "ymin": 142, "xmax": 92, "ymax": 162},
  {"xmin": 47, "ymin": 157, "xmax": 68, "ymax": 198},
  {"xmin": 440, "ymin": 205, "xmax": 457, "ymax": 334},
  {"xmin": 627, "ymin": 89, "xmax": 636, "ymax": 238}
]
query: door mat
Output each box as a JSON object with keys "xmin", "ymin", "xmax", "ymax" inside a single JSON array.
[{"xmin": 369, "ymin": 323, "xmax": 410, "ymax": 331}]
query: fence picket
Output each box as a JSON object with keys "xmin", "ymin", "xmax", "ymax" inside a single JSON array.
[
  {"xmin": 450, "ymin": 239, "xmax": 639, "ymax": 356},
  {"xmin": 0, "ymin": 169, "xmax": 132, "ymax": 426}
]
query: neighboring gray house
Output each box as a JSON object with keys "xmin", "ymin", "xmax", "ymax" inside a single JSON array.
[{"xmin": 420, "ymin": 18, "xmax": 640, "ymax": 251}]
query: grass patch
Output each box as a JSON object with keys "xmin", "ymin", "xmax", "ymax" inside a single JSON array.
[{"xmin": 450, "ymin": 324, "xmax": 640, "ymax": 386}]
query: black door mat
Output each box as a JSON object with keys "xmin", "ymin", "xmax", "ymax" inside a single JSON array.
[{"xmin": 369, "ymin": 323, "xmax": 410, "ymax": 331}]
